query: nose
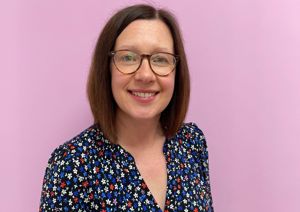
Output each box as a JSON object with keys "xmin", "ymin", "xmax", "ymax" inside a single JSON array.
[{"xmin": 134, "ymin": 57, "xmax": 155, "ymax": 83}]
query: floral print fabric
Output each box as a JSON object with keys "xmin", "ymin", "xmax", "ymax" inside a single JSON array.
[{"xmin": 39, "ymin": 123, "xmax": 214, "ymax": 211}]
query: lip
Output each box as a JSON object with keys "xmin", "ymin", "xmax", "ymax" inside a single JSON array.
[{"xmin": 127, "ymin": 89, "xmax": 159, "ymax": 103}]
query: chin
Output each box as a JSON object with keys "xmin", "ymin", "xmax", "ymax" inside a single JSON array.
[
  {"xmin": 130, "ymin": 112, "xmax": 161, "ymax": 121},
  {"xmin": 118, "ymin": 108, "xmax": 161, "ymax": 122}
]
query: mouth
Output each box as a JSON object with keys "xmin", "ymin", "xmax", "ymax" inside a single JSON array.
[{"xmin": 128, "ymin": 90, "xmax": 159, "ymax": 99}]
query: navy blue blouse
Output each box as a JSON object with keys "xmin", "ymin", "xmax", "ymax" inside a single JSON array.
[{"xmin": 39, "ymin": 123, "xmax": 214, "ymax": 211}]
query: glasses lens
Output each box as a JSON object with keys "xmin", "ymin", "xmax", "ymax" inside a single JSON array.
[
  {"xmin": 150, "ymin": 53, "xmax": 176, "ymax": 76},
  {"xmin": 114, "ymin": 51, "xmax": 140, "ymax": 74}
]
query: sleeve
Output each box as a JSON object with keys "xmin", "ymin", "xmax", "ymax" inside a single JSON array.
[
  {"xmin": 39, "ymin": 145, "xmax": 90, "ymax": 212},
  {"xmin": 189, "ymin": 123, "xmax": 214, "ymax": 212}
]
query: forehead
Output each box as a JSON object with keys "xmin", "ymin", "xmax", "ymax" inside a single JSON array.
[{"xmin": 114, "ymin": 19, "xmax": 174, "ymax": 53}]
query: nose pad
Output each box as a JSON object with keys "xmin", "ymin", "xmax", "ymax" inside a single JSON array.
[
  {"xmin": 134, "ymin": 57, "xmax": 155, "ymax": 80},
  {"xmin": 139, "ymin": 56, "xmax": 151, "ymax": 70}
]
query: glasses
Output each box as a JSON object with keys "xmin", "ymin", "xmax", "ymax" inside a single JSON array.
[{"xmin": 109, "ymin": 50, "xmax": 179, "ymax": 76}]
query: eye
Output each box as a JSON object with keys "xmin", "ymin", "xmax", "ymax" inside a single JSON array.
[
  {"xmin": 116, "ymin": 51, "xmax": 138, "ymax": 64},
  {"xmin": 151, "ymin": 54, "xmax": 171, "ymax": 66},
  {"xmin": 121, "ymin": 54, "xmax": 136, "ymax": 62}
]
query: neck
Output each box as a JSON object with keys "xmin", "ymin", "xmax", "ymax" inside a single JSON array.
[{"xmin": 115, "ymin": 110, "xmax": 165, "ymax": 151}]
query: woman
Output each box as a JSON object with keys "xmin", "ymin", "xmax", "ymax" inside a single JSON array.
[{"xmin": 40, "ymin": 4, "xmax": 214, "ymax": 212}]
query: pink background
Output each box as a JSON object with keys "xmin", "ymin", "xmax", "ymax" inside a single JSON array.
[{"xmin": 1, "ymin": 0, "xmax": 300, "ymax": 211}]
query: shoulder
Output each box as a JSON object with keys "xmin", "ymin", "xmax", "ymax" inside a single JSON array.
[
  {"xmin": 46, "ymin": 124, "xmax": 108, "ymax": 172},
  {"xmin": 176, "ymin": 122, "xmax": 207, "ymax": 148},
  {"xmin": 179, "ymin": 122, "xmax": 206, "ymax": 138},
  {"xmin": 168, "ymin": 122, "xmax": 209, "ymax": 160},
  {"xmin": 40, "ymin": 125, "xmax": 108, "ymax": 210}
]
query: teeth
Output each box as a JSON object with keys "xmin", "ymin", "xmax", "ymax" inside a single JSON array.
[{"xmin": 132, "ymin": 91, "xmax": 156, "ymax": 98}]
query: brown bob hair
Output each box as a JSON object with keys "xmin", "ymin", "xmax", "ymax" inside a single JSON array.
[{"xmin": 87, "ymin": 4, "xmax": 190, "ymax": 143}]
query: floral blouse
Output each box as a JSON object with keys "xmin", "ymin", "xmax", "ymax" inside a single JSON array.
[{"xmin": 39, "ymin": 123, "xmax": 214, "ymax": 211}]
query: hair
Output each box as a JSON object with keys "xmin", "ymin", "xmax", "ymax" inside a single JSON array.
[{"xmin": 87, "ymin": 4, "xmax": 190, "ymax": 142}]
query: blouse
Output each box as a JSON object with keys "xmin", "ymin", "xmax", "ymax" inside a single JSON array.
[{"xmin": 39, "ymin": 123, "xmax": 214, "ymax": 211}]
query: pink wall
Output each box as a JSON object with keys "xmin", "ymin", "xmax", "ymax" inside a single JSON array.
[{"xmin": 1, "ymin": 0, "xmax": 300, "ymax": 211}]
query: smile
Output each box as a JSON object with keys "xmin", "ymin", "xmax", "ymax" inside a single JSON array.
[
  {"xmin": 131, "ymin": 91, "xmax": 156, "ymax": 98},
  {"xmin": 128, "ymin": 90, "xmax": 159, "ymax": 103}
]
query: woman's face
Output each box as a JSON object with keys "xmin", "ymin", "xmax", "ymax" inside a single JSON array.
[{"xmin": 111, "ymin": 19, "xmax": 175, "ymax": 122}]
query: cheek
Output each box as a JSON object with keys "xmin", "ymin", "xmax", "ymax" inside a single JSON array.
[
  {"xmin": 163, "ymin": 73, "xmax": 175, "ymax": 95},
  {"xmin": 167, "ymin": 74, "xmax": 176, "ymax": 104},
  {"xmin": 111, "ymin": 68, "xmax": 130, "ymax": 99},
  {"xmin": 111, "ymin": 68, "xmax": 121, "ymax": 100},
  {"xmin": 111, "ymin": 66, "xmax": 122, "ymax": 86}
]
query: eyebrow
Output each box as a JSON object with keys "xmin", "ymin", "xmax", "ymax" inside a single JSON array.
[{"xmin": 116, "ymin": 45, "xmax": 173, "ymax": 53}]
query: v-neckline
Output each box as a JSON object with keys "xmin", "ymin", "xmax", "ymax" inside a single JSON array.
[{"xmin": 115, "ymin": 138, "xmax": 172, "ymax": 211}]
